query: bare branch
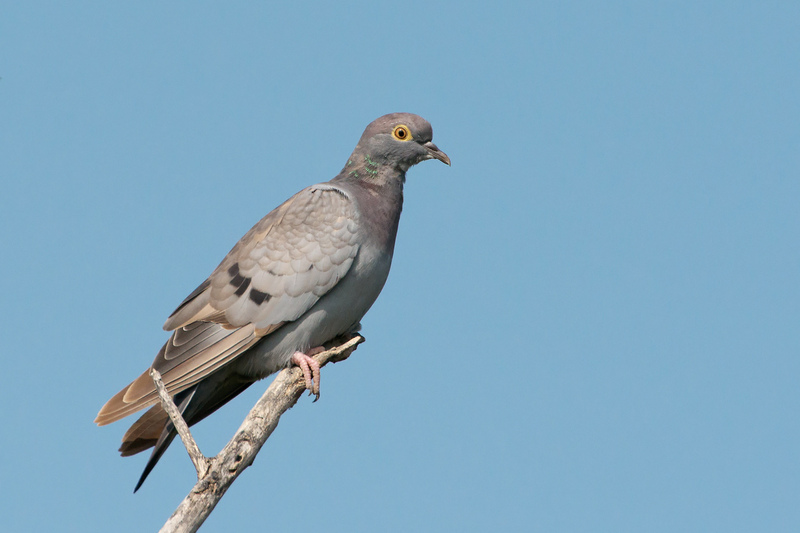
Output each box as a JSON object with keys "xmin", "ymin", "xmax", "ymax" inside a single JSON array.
[
  {"xmin": 158, "ymin": 333, "xmax": 365, "ymax": 533},
  {"xmin": 150, "ymin": 369, "xmax": 209, "ymax": 479}
]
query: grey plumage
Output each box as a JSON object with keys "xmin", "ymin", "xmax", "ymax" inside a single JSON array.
[{"xmin": 95, "ymin": 113, "xmax": 449, "ymax": 491}]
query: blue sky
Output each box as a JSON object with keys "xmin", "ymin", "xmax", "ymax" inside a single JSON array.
[{"xmin": 2, "ymin": 2, "xmax": 798, "ymax": 531}]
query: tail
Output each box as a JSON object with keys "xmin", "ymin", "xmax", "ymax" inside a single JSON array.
[{"xmin": 120, "ymin": 373, "xmax": 254, "ymax": 492}]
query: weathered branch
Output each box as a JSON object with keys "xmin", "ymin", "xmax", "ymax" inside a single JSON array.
[
  {"xmin": 151, "ymin": 369, "xmax": 209, "ymax": 479},
  {"xmin": 157, "ymin": 333, "xmax": 365, "ymax": 533}
]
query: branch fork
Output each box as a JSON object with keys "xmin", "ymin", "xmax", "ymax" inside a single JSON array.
[{"xmin": 149, "ymin": 333, "xmax": 365, "ymax": 533}]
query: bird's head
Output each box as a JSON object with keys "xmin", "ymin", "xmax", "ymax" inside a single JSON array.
[{"xmin": 348, "ymin": 113, "xmax": 450, "ymax": 174}]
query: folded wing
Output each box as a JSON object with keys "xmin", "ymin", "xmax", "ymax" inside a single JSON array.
[{"xmin": 96, "ymin": 185, "xmax": 360, "ymax": 425}]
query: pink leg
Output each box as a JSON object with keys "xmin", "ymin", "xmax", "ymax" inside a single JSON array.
[{"xmin": 291, "ymin": 347, "xmax": 325, "ymax": 400}]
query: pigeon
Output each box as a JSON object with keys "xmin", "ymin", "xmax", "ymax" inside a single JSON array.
[{"xmin": 95, "ymin": 112, "xmax": 449, "ymax": 491}]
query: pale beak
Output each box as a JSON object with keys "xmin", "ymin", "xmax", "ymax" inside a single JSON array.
[{"xmin": 423, "ymin": 141, "xmax": 451, "ymax": 166}]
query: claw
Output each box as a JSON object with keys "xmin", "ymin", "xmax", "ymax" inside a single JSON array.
[{"xmin": 291, "ymin": 348, "xmax": 324, "ymax": 400}]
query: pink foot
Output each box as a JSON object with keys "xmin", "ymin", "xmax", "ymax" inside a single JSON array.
[{"xmin": 291, "ymin": 347, "xmax": 325, "ymax": 400}]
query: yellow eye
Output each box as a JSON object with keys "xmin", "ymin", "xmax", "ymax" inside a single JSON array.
[{"xmin": 392, "ymin": 125, "xmax": 412, "ymax": 141}]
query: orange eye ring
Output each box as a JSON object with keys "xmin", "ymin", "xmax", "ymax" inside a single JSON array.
[{"xmin": 392, "ymin": 125, "xmax": 412, "ymax": 141}]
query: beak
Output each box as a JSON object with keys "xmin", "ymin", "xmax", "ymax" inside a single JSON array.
[{"xmin": 423, "ymin": 141, "xmax": 451, "ymax": 166}]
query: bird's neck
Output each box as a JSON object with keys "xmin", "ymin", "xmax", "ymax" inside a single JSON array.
[
  {"xmin": 339, "ymin": 150, "xmax": 408, "ymax": 184},
  {"xmin": 333, "ymin": 154, "xmax": 406, "ymax": 255}
]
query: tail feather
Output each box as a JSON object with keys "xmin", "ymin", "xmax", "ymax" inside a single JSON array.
[{"xmin": 120, "ymin": 404, "xmax": 171, "ymax": 457}]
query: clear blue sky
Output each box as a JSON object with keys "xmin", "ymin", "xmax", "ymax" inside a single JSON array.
[{"xmin": 2, "ymin": 2, "xmax": 798, "ymax": 531}]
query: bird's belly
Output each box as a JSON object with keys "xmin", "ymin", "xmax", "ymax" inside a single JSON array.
[{"xmin": 234, "ymin": 245, "xmax": 392, "ymax": 379}]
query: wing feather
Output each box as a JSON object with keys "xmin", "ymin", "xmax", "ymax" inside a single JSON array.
[{"xmin": 96, "ymin": 184, "xmax": 360, "ymax": 425}]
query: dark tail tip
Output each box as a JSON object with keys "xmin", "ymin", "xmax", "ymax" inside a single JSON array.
[{"xmin": 133, "ymin": 432, "xmax": 174, "ymax": 493}]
